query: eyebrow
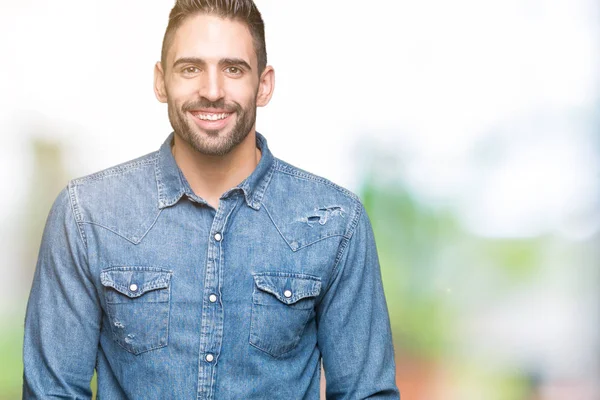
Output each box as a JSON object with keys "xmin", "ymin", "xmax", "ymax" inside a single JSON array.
[{"xmin": 172, "ymin": 57, "xmax": 252, "ymax": 71}]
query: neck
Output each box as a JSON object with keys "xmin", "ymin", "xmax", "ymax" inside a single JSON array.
[{"xmin": 171, "ymin": 131, "xmax": 262, "ymax": 209}]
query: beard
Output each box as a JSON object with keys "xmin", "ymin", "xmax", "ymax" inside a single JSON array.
[{"xmin": 167, "ymin": 95, "xmax": 257, "ymax": 157}]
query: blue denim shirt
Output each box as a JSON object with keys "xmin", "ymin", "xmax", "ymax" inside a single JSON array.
[{"xmin": 23, "ymin": 133, "xmax": 399, "ymax": 400}]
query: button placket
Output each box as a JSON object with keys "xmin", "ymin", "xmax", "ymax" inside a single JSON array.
[{"xmin": 197, "ymin": 197, "xmax": 240, "ymax": 399}]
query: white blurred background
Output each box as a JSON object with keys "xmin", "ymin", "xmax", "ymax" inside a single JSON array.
[{"xmin": 1, "ymin": 1, "xmax": 598, "ymax": 398}]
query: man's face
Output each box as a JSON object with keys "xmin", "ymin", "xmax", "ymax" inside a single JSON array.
[{"xmin": 155, "ymin": 14, "xmax": 270, "ymax": 156}]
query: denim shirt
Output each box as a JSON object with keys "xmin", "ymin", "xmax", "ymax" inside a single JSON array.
[{"xmin": 23, "ymin": 132, "xmax": 399, "ymax": 400}]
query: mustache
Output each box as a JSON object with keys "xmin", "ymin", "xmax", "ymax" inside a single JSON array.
[{"xmin": 182, "ymin": 99, "xmax": 241, "ymax": 113}]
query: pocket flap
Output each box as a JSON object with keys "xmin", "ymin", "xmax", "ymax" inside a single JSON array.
[
  {"xmin": 100, "ymin": 267, "xmax": 172, "ymax": 298},
  {"xmin": 253, "ymin": 272, "xmax": 321, "ymax": 305}
]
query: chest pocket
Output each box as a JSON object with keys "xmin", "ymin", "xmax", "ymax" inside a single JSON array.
[
  {"xmin": 250, "ymin": 272, "xmax": 321, "ymax": 358},
  {"xmin": 100, "ymin": 267, "xmax": 172, "ymax": 355}
]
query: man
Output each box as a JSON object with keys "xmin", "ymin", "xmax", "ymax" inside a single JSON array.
[{"xmin": 23, "ymin": 1, "xmax": 400, "ymax": 398}]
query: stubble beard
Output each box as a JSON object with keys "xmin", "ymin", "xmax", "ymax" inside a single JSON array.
[{"xmin": 168, "ymin": 96, "xmax": 257, "ymax": 157}]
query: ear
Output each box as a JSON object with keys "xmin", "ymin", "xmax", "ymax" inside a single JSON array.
[
  {"xmin": 256, "ymin": 66, "xmax": 275, "ymax": 107},
  {"xmin": 154, "ymin": 62, "xmax": 168, "ymax": 103}
]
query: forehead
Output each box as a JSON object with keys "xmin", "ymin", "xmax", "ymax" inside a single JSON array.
[{"xmin": 167, "ymin": 14, "xmax": 256, "ymax": 68}]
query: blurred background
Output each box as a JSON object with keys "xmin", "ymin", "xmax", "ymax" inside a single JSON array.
[{"xmin": 1, "ymin": 0, "xmax": 598, "ymax": 399}]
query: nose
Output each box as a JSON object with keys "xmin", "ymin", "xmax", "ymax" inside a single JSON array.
[{"xmin": 198, "ymin": 68, "xmax": 225, "ymax": 102}]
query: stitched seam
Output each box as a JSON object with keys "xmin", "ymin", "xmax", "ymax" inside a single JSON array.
[
  {"xmin": 153, "ymin": 150, "xmax": 185, "ymax": 208},
  {"xmin": 262, "ymin": 203, "xmax": 295, "ymax": 251},
  {"xmin": 71, "ymin": 155, "xmax": 158, "ymax": 184},
  {"xmin": 293, "ymin": 234, "xmax": 347, "ymax": 251},
  {"xmin": 323, "ymin": 204, "xmax": 364, "ymax": 295},
  {"xmin": 253, "ymin": 272, "xmax": 321, "ymax": 279},
  {"xmin": 68, "ymin": 182, "xmax": 88, "ymax": 250},
  {"xmin": 155, "ymin": 154, "xmax": 165, "ymax": 206},
  {"xmin": 102, "ymin": 266, "xmax": 174, "ymax": 272},
  {"xmin": 80, "ymin": 221, "xmax": 145, "ymax": 245},
  {"xmin": 139, "ymin": 209, "xmax": 163, "ymax": 242},
  {"xmin": 344, "ymin": 198, "xmax": 363, "ymax": 239},
  {"xmin": 252, "ymin": 160, "xmax": 276, "ymax": 209},
  {"xmin": 273, "ymin": 159, "xmax": 360, "ymax": 201},
  {"xmin": 104, "ymin": 281, "xmax": 170, "ymax": 297}
]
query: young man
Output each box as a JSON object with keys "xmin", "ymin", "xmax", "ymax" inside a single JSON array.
[{"xmin": 23, "ymin": 1, "xmax": 400, "ymax": 398}]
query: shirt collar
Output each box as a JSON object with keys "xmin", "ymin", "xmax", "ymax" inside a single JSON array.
[{"xmin": 155, "ymin": 132, "xmax": 275, "ymax": 210}]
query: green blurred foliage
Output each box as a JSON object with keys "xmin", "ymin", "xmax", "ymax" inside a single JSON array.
[
  {"xmin": 361, "ymin": 180, "xmax": 458, "ymax": 359},
  {"xmin": 361, "ymin": 178, "xmax": 546, "ymax": 360},
  {"xmin": 479, "ymin": 241, "xmax": 542, "ymax": 281},
  {"xmin": 359, "ymin": 174, "xmax": 562, "ymax": 399},
  {"xmin": 0, "ymin": 319, "xmax": 23, "ymax": 400}
]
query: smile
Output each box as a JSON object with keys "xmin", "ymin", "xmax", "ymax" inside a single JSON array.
[{"xmin": 191, "ymin": 112, "xmax": 232, "ymax": 121}]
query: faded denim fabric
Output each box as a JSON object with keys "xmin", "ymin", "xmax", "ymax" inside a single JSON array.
[{"xmin": 23, "ymin": 133, "xmax": 400, "ymax": 400}]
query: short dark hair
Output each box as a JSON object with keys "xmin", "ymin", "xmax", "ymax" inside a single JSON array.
[{"xmin": 161, "ymin": 0, "xmax": 267, "ymax": 75}]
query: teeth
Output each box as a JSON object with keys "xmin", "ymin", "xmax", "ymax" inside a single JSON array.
[{"xmin": 195, "ymin": 113, "xmax": 229, "ymax": 121}]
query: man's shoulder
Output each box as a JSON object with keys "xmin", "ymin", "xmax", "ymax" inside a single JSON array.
[
  {"xmin": 264, "ymin": 158, "xmax": 366, "ymax": 244},
  {"xmin": 64, "ymin": 151, "xmax": 161, "ymax": 241},
  {"xmin": 271, "ymin": 158, "xmax": 361, "ymax": 203},
  {"xmin": 70, "ymin": 151, "xmax": 159, "ymax": 188}
]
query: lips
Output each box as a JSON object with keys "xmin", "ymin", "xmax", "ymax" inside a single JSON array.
[
  {"xmin": 191, "ymin": 111, "xmax": 232, "ymax": 121},
  {"xmin": 189, "ymin": 110, "xmax": 234, "ymax": 129}
]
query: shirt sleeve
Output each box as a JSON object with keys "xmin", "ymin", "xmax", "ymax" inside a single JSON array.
[
  {"xmin": 23, "ymin": 186, "xmax": 100, "ymax": 399},
  {"xmin": 316, "ymin": 203, "xmax": 400, "ymax": 399}
]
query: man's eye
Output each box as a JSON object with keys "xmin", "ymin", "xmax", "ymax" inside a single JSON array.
[
  {"xmin": 183, "ymin": 67, "xmax": 199, "ymax": 74},
  {"xmin": 226, "ymin": 67, "xmax": 241, "ymax": 75}
]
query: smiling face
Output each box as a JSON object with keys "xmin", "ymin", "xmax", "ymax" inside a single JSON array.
[{"xmin": 154, "ymin": 14, "xmax": 274, "ymax": 156}]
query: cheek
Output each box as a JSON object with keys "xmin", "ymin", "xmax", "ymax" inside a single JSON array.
[
  {"xmin": 167, "ymin": 78, "xmax": 199, "ymax": 102},
  {"xmin": 226, "ymin": 81, "xmax": 259, "ymax": 104}
]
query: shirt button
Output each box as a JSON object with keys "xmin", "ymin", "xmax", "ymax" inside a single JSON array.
[
  {"xmin": 129, "ymin": 284, "xmax": 138, "ymax": 292},
  {"xmin": 209, "ymin": 294, "xmax": 218, "ymax": 303},
  {"xmin": 283, "ymin": 290, "xmax": 292, "ymax": 298},
  {"xmin": 214, "ymin": 233, "xmax": 222, "ymax": 242},
  {"xmin": 205, "ymin": 354, "xmax": 214, "ymax": 362}
]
